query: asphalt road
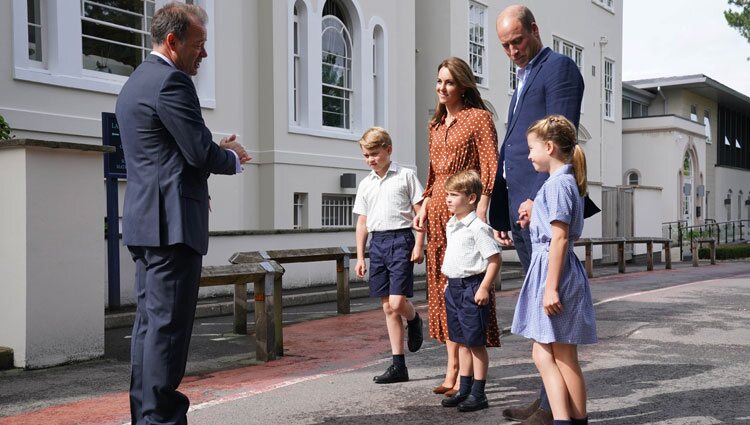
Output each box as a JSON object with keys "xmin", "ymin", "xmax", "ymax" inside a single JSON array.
[{"xmin": 1, "ymin": 260, "xmax": 749, "ymax": 425}]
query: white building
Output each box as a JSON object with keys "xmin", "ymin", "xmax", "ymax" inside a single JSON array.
[
  {"xmin": 0, "ymin": 0, "xmax": 624, "ymax": 304},
  {"xmin": 623, "ymin": 75, "xmax": 750, "ymax": 236}
]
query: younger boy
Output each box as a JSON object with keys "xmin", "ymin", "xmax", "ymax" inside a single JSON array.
[
  {"xmin": 353, "ymin": 127, "xmax": 425, "ymax": 384},
  {"xmin": 440, "ymin": 169, "xmax": 501, "ymax": 411}
]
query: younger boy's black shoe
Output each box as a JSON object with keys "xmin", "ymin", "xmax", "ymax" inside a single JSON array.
[
  {"xmin": 373, "ymin": 364, "xmax": 409, "ymax": 384},
  {"xmin": 457, "ymin": 394, "xmax": 489, "ymax": 412},
  {"xmin": 406, "ymin": 313, "xmax": 423, "ymax": 352},
  {"xmin": 441, "ymin": 393, "xmax": 469, "ymax": 408}
]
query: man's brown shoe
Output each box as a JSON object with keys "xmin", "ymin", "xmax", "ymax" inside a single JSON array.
[
  {"xmin": 521, "ymin": 408, "xmax": 553, "ymax": 425},
  {"xmin": 502, "ymin": 398, "xmax": 541, "ymax": 421}
]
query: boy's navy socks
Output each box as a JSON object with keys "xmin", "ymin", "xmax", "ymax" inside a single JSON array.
[
  {"xmin": 458, "ymin": 375, "xmax": 473, "ymax": 396},
  {"xmin": 553, "ymin": 421, "xmax": 573, "ymax": 425},
  {"xmin": 470, "ymin": 379, "xmax": 486, "ymax": 399},
  {"xmin": 571, "ymin": 417, "xmax": 588, "ymax": 425},
  {"xmin": 392, "ymin": 354, "xmax": 406, "ymax": 368}
]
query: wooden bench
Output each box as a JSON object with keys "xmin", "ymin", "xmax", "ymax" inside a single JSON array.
[
  {"xmin": 199, "ymin": 261, "xmax": 284, "ymax": 362},
  {"xmin": 691, "ymin": 237, "xmax": 717, "ymax": 266},
  {"xmin": 575, "ymin": 237, "xmax": 672, "ymax": 277},
  {"xmin": 229, "ymin": 246, "xmax": 362, "ymax": 315}
]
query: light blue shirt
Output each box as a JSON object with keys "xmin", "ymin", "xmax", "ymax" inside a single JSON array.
[{"xmin": 513, "ymin": 49, "xmax": 544, "ymax": 114}]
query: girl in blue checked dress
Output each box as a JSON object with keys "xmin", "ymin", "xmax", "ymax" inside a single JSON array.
[{"xmin": 511, "ymin": 115, "xmax": 597, "ymax": 425}]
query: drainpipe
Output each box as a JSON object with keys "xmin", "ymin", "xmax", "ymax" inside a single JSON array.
[{"xmin": 657, "ymin": 86, "xmax": 668, "ymax": 114}]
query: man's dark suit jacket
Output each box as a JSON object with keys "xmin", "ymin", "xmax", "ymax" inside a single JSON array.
[
  {"xmin": 489, "ymin": 47, "xmax": 585, "ymax": 231},
  {"xmin": 116, "ymin": 54, "xmax": 237, "ymax": 255}
]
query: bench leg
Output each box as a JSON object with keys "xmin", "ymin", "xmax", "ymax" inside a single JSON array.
[
  {"xmin": 274, "ymin": 275, "xmax": 283, "ymax": 357},
  {"xmin": 617, "ymin": 241, "xmax": 625, "ymax": 273},
  {"xmin": 710, "ymin": 242, "xmax": 716, "ymax": 265},
  {"xmin": 665, "ymin": 242, "xmax": 672, "ymax": 269},
  {"xmin": 646, "ymin": 241, "xmax": 654, "ymax": 271},
  {"xmin": 585, "ymin": 243, "xmax": 593, "ymax": 278},
  {"xmin": 692, "ymin": 243, "xmax": 699, "ymax": 267},
  {"xmin": 253, "ymin": 281, "xmax": 268, "ymax": 362},
  {"xmin": 233, "ymin": 283, "xmax": 247, "ymax": 335},
  {"xmin": 336, "ymin": 256, "xmax": 351, "ymax": 314}
]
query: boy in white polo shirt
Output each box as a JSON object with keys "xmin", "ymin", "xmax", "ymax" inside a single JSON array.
[
  {"xmin": 440, "ymin": 169, "xmax": 501, "ymax": 412},
  {"xmin": 353, "ymin": 127, "xmax": 425, "ymax": 384}
]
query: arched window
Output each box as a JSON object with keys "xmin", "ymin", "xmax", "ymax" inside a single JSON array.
[
  {"xmin": 372, "ymin": 24, "xmax": 384, "ymax": 127},
  {"xmin": 627, "ymin": 171, "xmax": 639, "ymax": 186},
  {"xmin": 321, "ymin": 1, "xmax": 353, "ymax": 129}
]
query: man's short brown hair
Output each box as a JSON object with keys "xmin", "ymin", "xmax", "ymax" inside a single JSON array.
[
  {"xmin": 445, "ymin": 169, "xmax": 483, "ymax": 201},
  {"xmin": 358, "ymin": 127, "xmax": 392, "ymax": 150}
]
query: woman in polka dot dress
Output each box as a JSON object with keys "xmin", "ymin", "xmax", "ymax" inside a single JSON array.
[{"xmin": 413, "ymin": 57, "xmax": 500, "ymax": 396}]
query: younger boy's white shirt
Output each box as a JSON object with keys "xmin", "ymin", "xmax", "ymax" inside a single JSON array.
[
  {"xmin": 441, "ymin": 211, "xmax": 501, "ymax": 279},
  {"xmin": 352, "ymin": 162, "xmax": 424, "ymax": 232}
]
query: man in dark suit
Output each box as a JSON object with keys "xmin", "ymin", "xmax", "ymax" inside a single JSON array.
[
  {"xmin": 115, "ymin": 3, "xmax": 250, "ymax": 424},
  {"xmin": 489, "ymin": 5, "xmax": 585, "ymax": 425}
]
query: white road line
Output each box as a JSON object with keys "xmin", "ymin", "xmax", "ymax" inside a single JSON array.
[{"xmin": 594, "ymin": 279, "xmax": 720, "ymax": 306}]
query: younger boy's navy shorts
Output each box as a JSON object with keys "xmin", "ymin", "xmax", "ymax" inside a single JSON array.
[
  {"xmin": 368, "ymin": 228, "xmax": 415, "ymax": 298},
  {"xmin": 445, "ymin": 273, "xmax": 488, "ymax": 347}
]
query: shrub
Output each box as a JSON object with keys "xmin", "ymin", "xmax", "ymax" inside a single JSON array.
[
  {"xmin": 0, "ymin": 115, "xmax": 12, "ymax": 140},
  {"xmin": 699, "ymin": 243, "xmax": 750, "ymax": 260}
]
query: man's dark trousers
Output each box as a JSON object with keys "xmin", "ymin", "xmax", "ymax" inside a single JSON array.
[{"xmin": 129, "ymin": 244, "xmax": 202, "ymax": 425}]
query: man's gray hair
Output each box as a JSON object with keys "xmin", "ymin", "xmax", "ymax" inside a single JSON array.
[{"xmin": 151, "ymin": 2, "xmax": 208, "ymax": 45}]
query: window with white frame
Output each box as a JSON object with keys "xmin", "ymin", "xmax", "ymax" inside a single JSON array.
[
  {"xmin": 27, "ymin": 0, "xmax": 44, "ymax": 62},
  {"xmin": 81, "ymin": 0, "xmax": 156, "ymax": 77},
  {"xmin": 12, "ymin": 0, "xmax": 215, "ymax": 102},
  {"xmin": 373, "ymin": 25, "xmax": 385, "ymax": 127},
  {"xmin": 321, "ymin": 194, "xmax": 355, "ymax": 228},
  {"xmin": 468, "ymin": 1, "xmax": 487, "ymax": 85},
  {"xmin": 604, "ymin": 59, "xmax": 614, "ymax": 120},
  {"xmin": 627, "ymin": 171, "xmax": 639, "ymax": 186},
  {"xmin": 321, "ymin": 2, "xmax": 353, "ymax": 129},
  {"xmin": 509, "ymin": 62, "xmax": 518, "ymax": 91},
  {"xmin": 690, "ymin": 104, "xmax": 698, "ymax": 121},
  {"xmin": 293, "ymin": 192, "xmax": 308, "ymax": 229},
  {"xmin": 552, "ymin": 36, "xmax": 583, "ymax": 73},
  {"xmin": 704, "ymin": 109, "xmax": 712, "ymax": 143},
  {"xmin": 293, "ymin": 5, "xmax": 300, "ymax": 124}
]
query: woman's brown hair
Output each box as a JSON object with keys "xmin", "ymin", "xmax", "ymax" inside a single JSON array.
[{"xmin": 429, "ymin": 57, "xmax": 488, "ymax": 128}]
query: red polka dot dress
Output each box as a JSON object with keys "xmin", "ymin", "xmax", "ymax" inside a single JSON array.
[{"xmin": 423, "ymin": 107, "xmax": 500, "ymax": 346}]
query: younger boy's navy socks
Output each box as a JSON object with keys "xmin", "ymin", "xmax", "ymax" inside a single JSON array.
[
  {"xmin": 392, "ymin": 354, "xmax": 405, "ymax": 368},
  {"xmin": 470, "ymin": 379, "xmax": 486, "ymax": 399},
  {"xmin": 571, "ymin": 417, "xmax": 588, "ymax": 425},
  {"xmin": 458, "ymin": 375, "xmax": 473, "ymax": 396},
  {"xmin": 553, "ymin": 421, "xmax": 573, "ymax": 425}
]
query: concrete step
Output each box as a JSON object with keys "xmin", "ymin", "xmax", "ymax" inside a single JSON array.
[{"xmin": 0, "ymin": 346, "xmax": 13, "ymax": 370}]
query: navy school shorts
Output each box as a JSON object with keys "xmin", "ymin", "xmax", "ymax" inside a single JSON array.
[
  {"xmin": 445, "ymin": 273, "xmax": 489, "ymax": 347},
  {"xmin": 368, "ymin": 228, "xmax": 415, "ymax": 298}
]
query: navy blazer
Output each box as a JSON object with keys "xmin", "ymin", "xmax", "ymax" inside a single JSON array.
[
  {"xmin": 489, "ymin": 47, "xmax": 584, "ymax": 231},
  {"xmin": 116, "ymin": 55, "xmax": 237, "ymax": 255}
]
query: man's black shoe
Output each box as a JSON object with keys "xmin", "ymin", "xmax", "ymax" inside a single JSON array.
[
  {"xmin": 373, "ymin": 364, "xmax": 409, "ymax": 384},
  {"xmin": 406, "ymin": 313, "xmax": 423, "ymax": 352},
  {"xmin": 441, "ymin": 393, "xmax": 469, "ymax": 407},
  {"xmin": 457, "ymin": 394, "xmax": 489, "ymax": 412}
]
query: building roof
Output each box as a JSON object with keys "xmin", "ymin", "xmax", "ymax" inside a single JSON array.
[{"xmin": 624, "ymin": 75, "xmax": 750, "ymax": 113}]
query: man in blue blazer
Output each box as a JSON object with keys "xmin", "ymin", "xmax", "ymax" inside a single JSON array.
[
  {"xmin": 489, "ymin": 5, "xmax": 585, "ymax": 425},
  {"xmin": 115, "ymin": 3, "xmax": 250, "ymax": 424}
]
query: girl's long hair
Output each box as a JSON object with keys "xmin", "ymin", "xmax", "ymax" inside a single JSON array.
[
  {"xmin": 429, "ymin": 57, "xmax": 488, "ymax": 128},
  {"xmin": 527, "ymin": 115, "xmax": 587, "ymax": 196}
]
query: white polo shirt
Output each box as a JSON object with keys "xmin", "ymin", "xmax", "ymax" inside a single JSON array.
[
  {"xmin": 352, "ymin": 162, "xmax": 424, "ymax": 232},
  {"xmin": 441, "ymin": 211, "xmax": 501, "ymax": 278}
]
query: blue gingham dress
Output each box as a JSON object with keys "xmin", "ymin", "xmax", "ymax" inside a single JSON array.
[{"xmin": 511, "ymin": 165, "xmax": 597, "ymax": 344}]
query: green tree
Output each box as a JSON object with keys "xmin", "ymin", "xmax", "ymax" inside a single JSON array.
[
  {"xmin": 725, "ymin": 0, "xmax": 750, "ymax": 45},
  {"xmin": 0, "ymin": 114, "xmax": 12, "ymax": 140}
]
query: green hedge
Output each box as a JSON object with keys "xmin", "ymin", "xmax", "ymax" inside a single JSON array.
[{"xmin": 699, "ymin": 244, "xmax": 750, "ymax": 260}]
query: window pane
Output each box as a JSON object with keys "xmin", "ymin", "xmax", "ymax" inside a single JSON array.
[{"xmin": 27, "ymin": 0, "xmax": 43, "ymax": 61}]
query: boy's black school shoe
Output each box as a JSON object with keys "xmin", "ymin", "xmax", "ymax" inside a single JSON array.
[
  {"xmin": 406, "ymin": 313, "xmax": 424, "ymax": 352},
  {"xmin": 373, "ymin": 364, "xmax": 409, "ymax": 384},
  {"xmin": 441, "ymin": 393, "xmax": 469, "ymax": 408},
  {"xmin": 457, "ymin": 394, "xmax": 489, "ymax": 412}
]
